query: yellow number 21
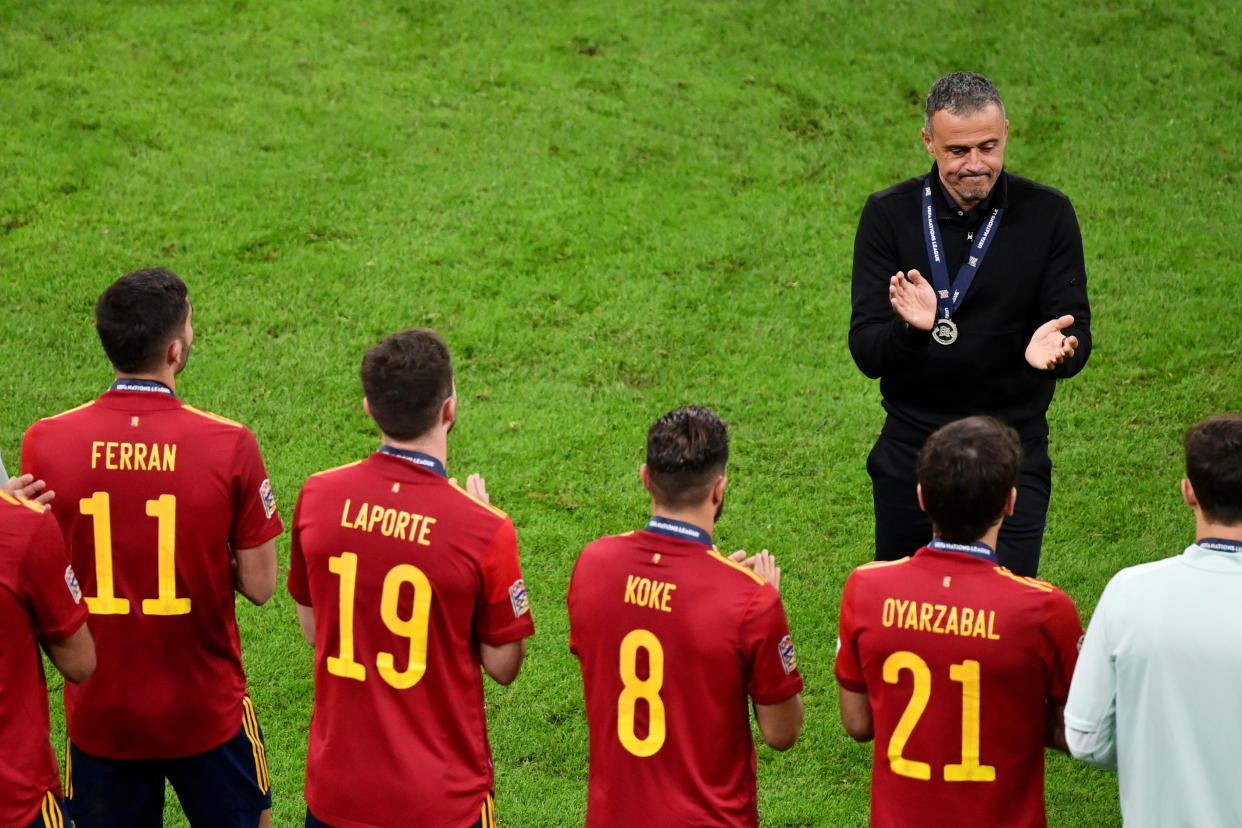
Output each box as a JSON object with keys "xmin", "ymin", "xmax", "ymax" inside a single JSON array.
[{"xmin": 883, "ymin": 651, "xmax": 996, "ymax": 782}]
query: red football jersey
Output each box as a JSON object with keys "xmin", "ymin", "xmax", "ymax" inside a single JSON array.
[
  {"xmin": 0, "ymin": 492, "xmax": 89, "ymax": 826},
  {"xmin": 835, "ymin": 547, "xmax": 1082, "ymax": 828},
  {"xmin": 568, "ymin": 519, "xmax": 803, "ymax": 828},
  {"xmin": 287, "ymin": 450, "xmax": 535, "ymax": 828},
  {"xmin": 21, "ymin": 386, "xmax": 283, "ymax": 758}
]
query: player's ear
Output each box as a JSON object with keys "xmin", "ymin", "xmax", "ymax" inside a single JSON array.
[
  {"xmin": 1182, "ymin": 478, "xmax": 1198, "ymax": 509},
  {"xmin": 916, "ymin": 484, "xmax": 927, "ymax": 513},
  {"xmin": 922, "ymin": 126, "xmax": 934, "ymax": 155},
  {"xmin": 363, "ymin": 397, "xmax": 373, "ymax": 418},
  {"xmin": 711, "ymin": 474, "xmax": 727, "ymax": 505},
  {"xmin": 166, "ymin": 337, "xmax": 183, "ymax": 369},
  {"xmin": 440, "ymin": 394, "xmax": 456, "ymax": 428},
  {"xmin": 1004, "ymin": 486, "xmax": 1017, "ymax": 517},
  {"xmin": 639, "ymin": 464, "xmax": 652, "ymax": 494}
]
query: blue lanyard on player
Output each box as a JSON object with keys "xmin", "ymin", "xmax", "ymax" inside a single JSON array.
[
  {"xmin": 928, "ymin": 537, "xmax": 998, "ymax": 562},
  {"xmin": 1197, "ymin": 537, "xmax": 1242, "ymax": 554},
  {"xmin": 110, "ymin": 378, "xmax": 174, "ymax": 396},
  {"xmin": 378, "ymin": 446, "xmax": 446, "ymax": 477},
  {"xmin": 644, "ymin": 516, "xmax": 713, "ymax": 546},
  {"xmin": 921, "ymin": 177, "xmax": 1003, "ymax": 326}
]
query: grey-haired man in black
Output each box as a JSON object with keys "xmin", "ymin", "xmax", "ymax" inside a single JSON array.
[{"xmin": 849, "ymin": 71, "xmax": 1091, "ymax": 576}]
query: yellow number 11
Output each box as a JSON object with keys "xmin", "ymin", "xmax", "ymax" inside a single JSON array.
[{"xmin": 79, "ymin": 491, "xmax": 190, "ymax": 616}]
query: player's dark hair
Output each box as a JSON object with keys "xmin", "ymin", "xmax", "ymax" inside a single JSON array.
[
  {"xmin": 925, "ymin": 72, "xmax": 1005, "ymax": 134},
  {"xmin": 646, "ymin": 406, "xmax": 729, "ymax": 508},
  {"xmin": 361, "ymin": 328, "xmax": 454, "ymax": 441},
  {"xmin": 95, "ymin": 268, "xmax": 191, "ymax": 374},
  {"xmin": 917, "ymin": 416, "xmax": 1022, "ymax": 544},
  {"xmin": 1185, "ymin": 413, "xmax": 1242, "ymax": 525}
]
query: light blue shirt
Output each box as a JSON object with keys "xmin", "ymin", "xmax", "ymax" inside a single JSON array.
[
  {"xmin": 1065, "ymin": 543, "xmax": 1242, "ymax": 827},
  {"xmin": 0, "ymin": 447, "xmax": 7, "ymax": 480}
]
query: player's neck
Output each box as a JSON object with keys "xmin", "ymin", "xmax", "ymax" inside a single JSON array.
[
  {"xmin": 113, "ymin": 369, "xmax": 176, "ymax": 394},
  {"xmin": 650, "ymin": 502, "xmax": 716, "ymax": 537},
  {"xmin": 976, "ymin": 523, "xmax": 1002, "ymax": 551},
  {"xmin": 1195, "ymin": 514, "xmax": 1242, "ymax": 543},
  {"xmin": 381, "ymin": 431, "xmax": 447, "ymax": 467}
]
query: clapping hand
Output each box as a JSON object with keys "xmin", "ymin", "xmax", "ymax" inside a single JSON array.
[
  {"xmin": 889, "ymin": 269, "xmax": 937, "ymax": 331},
  {"xmin": 1025, "ymin": 315, "xmax": 1078, "ymax": 370},
  {"xmin": 728, "ymin": 549, "xmax": 782, "ymax": 593}
]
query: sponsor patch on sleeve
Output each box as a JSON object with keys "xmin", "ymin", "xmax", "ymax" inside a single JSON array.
[
  {"xmin": 778, "ymin": 634, "xmax": 798, "ymax": 675},
  {"xmin": 259, "ymin": 479, "xmax": 276, "ymax": 518},
  {"xmin": 508, "ymin": 579, "xmax": 530, "ymax": 618},
  {"xmin": 65, "ymin": 565, "xmax": 83, "ymax": 604}
]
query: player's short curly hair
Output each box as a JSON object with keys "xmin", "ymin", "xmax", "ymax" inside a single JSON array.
[
  {"xmin": 646, "ymin": 406, "xmax": 729, "ymax": 508},
  {"xmin": 95, "ymin": 268, "xmax": 190, "ymax": 374},
  {"xmin": 916, "ymin": 416, "xmax": 1022, "ymax": 544},
  {"xmin": 1185, "ymin": 413, "xmax": 1242, "ymax": 526},
  {"xmin": 361, "ymin": 328, "xmax": 454, "ymax": 441},
  {"xmin": 925, "ymin": 72, "xmax": 1005, "ymax": 134}
]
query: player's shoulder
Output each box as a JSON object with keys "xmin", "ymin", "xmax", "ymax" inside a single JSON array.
[
  {"xmin": 444, "ymin": 478, "xmax": 510, "ymax": 521},
  {"xmin": 30, "ymin": 399, "xmax": 98, "ymax": 427},
  {"xmin": 0, "ymin": 490, "xmax": 49, "ymax": 516},
  {"xmin": 304, "ymin": 460, "xmax": 366, "ymax": 485},
  {"xmin": 845, "ymin": 556, "xmax": 914, "ymax": 585},
  {"xmin": 178, "ymin": 403, "xmax": 248, "ymax": 430},
  {"xmin": 990, "ymin": 566, "xmax": 1078, "ymax": 608},
  {"xmin": 700, "ymin": 548, "xmax": 770, "ymax": 589}
]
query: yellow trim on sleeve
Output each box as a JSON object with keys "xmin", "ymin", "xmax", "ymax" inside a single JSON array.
[
  {"xmin": 992, "ymin": 566, "xmax": 1055, "ymax": 591},
  {"xmin": 703, "ymin": 549, "xmax": 767, "ymax": 585},
  {"xmin": 179, "ymin": 404, "xmax": 244, "ymax": 428},
  {"xmin": 447, "ymin": 480, "xmax": 510, "ymax": 519}
]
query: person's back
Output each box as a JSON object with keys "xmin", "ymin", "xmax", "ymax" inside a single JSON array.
[
  {"xmin": 0, "ymin": 491, "xmax": 93, "ymax": 828},
  {"xmin": 570, "ymin": 524, "xmax": 799, "ymax": 824},
  {"xmin": 837, "ymin": 416, "xmax": 1081, "ymax": 828},
  {"xmin": 23, "ymin": 389, "xmax": 278, "ymax": 754},
  {"xmin": 291, "ymin": 454, "xmax": 528, "ymax": 826},
  {"xmin": 569, "ymin": 407, "xmax": 803, "ymax": 828},
  {"xmin": 20, "ymin": 268, "xmax": 282, "ymax": 827},
  {"xmin": 837, "ymin": 550, "xmax": 1079, "ymax": 827},
  {"xmin": 1066, "ymin": 414, "xmax": 1242, "ymax": 827},
  {"xmin": 288, "ymin": 328, "xmax": 534, "ymax": 828}
]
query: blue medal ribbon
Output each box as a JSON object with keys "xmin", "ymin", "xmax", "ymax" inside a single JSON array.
[
  {"xmin": 1197, "ymin": 537, "xmax": 1242, "ymax": 554},
  {"xmin": 928, "ymin": 537, "xmax": 998, "ymax": 562},
  {"xmin": 110, "ymin": 379, "xmax": 174, "ymax": 396},
  {"xmin": 644, "ymin": 516, "xmax": 713, "ymax": 546},
  {"xmin": 920, "ymin": 177, "xmax": 1004, "ymax": 333},
  {"xmin": 378, "ymin": 446, "xmax": 446, "ymax": 477}
]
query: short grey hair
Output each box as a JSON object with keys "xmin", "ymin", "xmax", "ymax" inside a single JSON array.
[{"xmin": 925, "ymin": 72, "xmax": 1005, "ymax": 134}]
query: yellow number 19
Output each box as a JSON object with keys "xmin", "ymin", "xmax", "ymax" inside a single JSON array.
[{"xmin": 326, "ymin": 552, "xmax": 433, "ymax": 689}]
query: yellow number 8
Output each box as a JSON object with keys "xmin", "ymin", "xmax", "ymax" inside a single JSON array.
[{"xmin": 617, "ymin": 629, "xmax": 666, "ymax": 757}]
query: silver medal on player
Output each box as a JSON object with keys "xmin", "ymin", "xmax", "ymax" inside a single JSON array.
[{"xmin": 932, "ymin": 317, "xmax": 959, "ymax": 345}]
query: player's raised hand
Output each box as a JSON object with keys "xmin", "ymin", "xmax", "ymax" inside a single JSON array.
[
  {"xmin": 728, "ymin": 549, "xmax": 782, "ymax": 593},
  {"xmin": 2, "ymin": 473, "xmax": 55, "ymax": 506},
  {"xmin": 1025, "ymin": 314, "xmax": 1077, "ymax": 370},
  {"xmin": 464, "ymin": 473, "xmax": 490, "ymax": 503},
  {"xmin": 889, "ymin": 269, "xmax": 937, "ymax": 331}
]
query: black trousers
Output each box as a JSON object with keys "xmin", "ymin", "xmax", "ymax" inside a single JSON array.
[{"xmin": 867, "ymin": 431, "xmax": 1052, "ymax": 577}]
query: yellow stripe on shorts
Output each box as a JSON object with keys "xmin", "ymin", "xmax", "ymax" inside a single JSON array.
[
  {"xmin": 482, "ymin": 792, "xmax": 497, "ymax": 828},
  {"xmin": 241, "ymin": 696, "xmax": 271, "ymax": 793},
  {"xmin": 64, "ymin": 738, "xmax": 73, "ymax": 800},
  {"xmin": 41, "ymin": 791, "xmax": 64, "ymax": 828}
]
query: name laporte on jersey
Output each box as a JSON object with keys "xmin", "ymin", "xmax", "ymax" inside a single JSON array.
[{"xmin": 339, "ymin": 498, "xmax": 436, "ymax": 545}]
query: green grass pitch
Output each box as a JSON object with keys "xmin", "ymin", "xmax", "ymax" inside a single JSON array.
[{"xmin": 3, "ymin": 1, "xmax": 1240, "ymax": 825}]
